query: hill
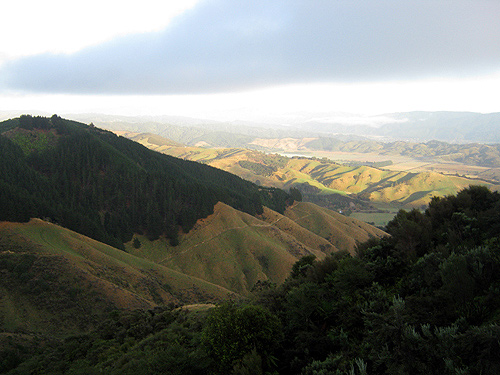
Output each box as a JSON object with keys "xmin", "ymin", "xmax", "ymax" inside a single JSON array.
[
  {"xmin": 0, "ymin": 115, "xmax": 292, "ymax": 249},
  {"xmin": 0, "ymin": 115, "xmax": 387, "ymax": 339},
  {"xmin": 123, "ymin": 202, "xmax": 386, "ymax": 295},
  {"xmin": 283, "ymin": 202, "xmax": 386, "ymax": 252},
  {"xmin": 0, "ymin": 201, "xmax": 385, "ymax": 340},
  {"xmin": 4, "ymin": 186, "xmax": 500, "ymax": 374},
  {"xmin": 126, "ymin": 134, "xmax": 500, "ymax": 211},
  {"xmin": 75, "ymin": 112, "xmax": 500, "ymax": 168},
  {"xmin": 0, "ymin": 218, "xmax": 237, "ymax": 337},
  {"xmin": 66, "ymin": 111, "xmax": 500, "ymax": 144}
]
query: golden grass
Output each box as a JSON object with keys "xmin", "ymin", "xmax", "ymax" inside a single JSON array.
[
  {"xmin": 127, "ymin": 203, "xmax": 326, "ymax": 295},
  {"xmin": 129, "ymin": 135, "xmax": 500, "ymax": 208},
  {"xmin": 284, "ymin": 202, "xmax": 387, "ymax": 255}
]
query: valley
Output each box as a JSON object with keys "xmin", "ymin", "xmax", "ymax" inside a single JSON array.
[
  {"xmin": 122, "ymin": 131, "xmax": 500, "ymax": 227},
  {"xmin": 2, "ymin": 0, "xmax": 499, "ymax": 370},
  {"xmin": 0, "ymin": 116, "xmax": 385, "ymax": 336},
  {"xmin": 1, "ymin": 114, "xmax": 500, "ymax": 374}
]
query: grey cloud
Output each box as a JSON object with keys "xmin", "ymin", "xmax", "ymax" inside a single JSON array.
[{"xmin": 2, "ymin": 0, "xmax": 500, "ymax": 94}]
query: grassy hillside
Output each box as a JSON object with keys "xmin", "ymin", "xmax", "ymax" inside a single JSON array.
[
  {"xmin": 0, "ymin": 116, "xmax": 388, "ymax": 335},
  {"xmin": 0, "ymin": 200, "xmax": 384, "ymax": 339},
  {"xmin": 122, "ymin": 202, "xmax": 386, "ymax": 295},
  {"xmin": 4, "ymin": 187, "xmax": 500, "ymax": 375},
  {"xmin": 128, "ymin": 135, "xmax": 500, "ymax": 210},
  {"xmin": 0, "ymin": 219, "xmax": 237, "ymax": 337},
  {"xmin": 283, "ymin": 202, "xmax": 387, "ymax": 254}
]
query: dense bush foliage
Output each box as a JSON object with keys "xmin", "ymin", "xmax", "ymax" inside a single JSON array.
[
  {"xmin": 252, "ymin": 185, "xmax": 500, "ymax": 374},
  {"xmin": 5, "ymin": 306, "xmax": 213, "ymax": 375},
  {"xmin": 239, "ymin": 160, "xmax": 277, "ymax": 176}
]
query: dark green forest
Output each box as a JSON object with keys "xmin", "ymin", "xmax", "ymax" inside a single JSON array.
[
  {"xmin": 0, "ymin": 115, "xmax": 292, "ymax": 248},
  {"xmin": 3, "ymin": 185, "xmax": 500, "ymax": 374}
]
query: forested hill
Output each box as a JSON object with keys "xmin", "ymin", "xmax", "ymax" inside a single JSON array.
[{"xmin": 0, "ymin": 115, "xmax": 293, "ymax": 248}]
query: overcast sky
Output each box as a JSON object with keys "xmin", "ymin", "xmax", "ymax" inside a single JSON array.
[{"xmin": 1, "ymin": 0, "xmax": 500, "ymax": 120}]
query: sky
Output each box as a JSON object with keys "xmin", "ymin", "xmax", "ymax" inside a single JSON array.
[{"xmin": 1, "ymin": 0, "xmax": 500, "ymax": 121}]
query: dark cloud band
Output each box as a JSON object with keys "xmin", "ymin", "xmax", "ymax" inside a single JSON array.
[{"xmin": 2, "ymin": 0, "xmax": 500, "ymax": 94}]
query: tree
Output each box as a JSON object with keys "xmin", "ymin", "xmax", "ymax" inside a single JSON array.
[
  {"xmin": 289, "ymin": 187, "xmax": 303, "ymax": 203},
  {"xmin": 385, "ymin": 209, "xmax": 432, "ymax": 260},
  {"xmin": 202, "ymin": 302, "xmax": 282, "ymax": 374},
  {"xmin": 132, "ymin": 237, "xmax": 141, "ymax": 249}
]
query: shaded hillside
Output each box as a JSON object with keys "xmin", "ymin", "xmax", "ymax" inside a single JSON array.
[
  {"xmin": 0, "ymin": 115, "xmax": 292, "ymax": 249},
  {"xmin": 0, "ymin": 219, "xmax": 237, "ymax": 337},
  {"xmin": 128, "ymin": 135, "xmax": 500, "ymax": 208}
]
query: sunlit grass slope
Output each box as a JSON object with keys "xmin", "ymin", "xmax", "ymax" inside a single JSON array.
[
  {"xmin": 126, "ymin": 203, "xmax": 329, "ymax": 295},
  {"xmin": 125, "ymin": 202, "xmax": 387, "ymax": 295},
  {"xmin": 284, "ymin": 202, "xmax": 387, "ymax": 255},
  {"xmin": 145, "ymin": 139, "xmax": 500, "ymax": 208}
]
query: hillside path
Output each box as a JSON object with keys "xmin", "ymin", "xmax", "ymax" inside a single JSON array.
[{"xmin": 159, "ymin": 211, "xmax": 290, "ymax": 264}]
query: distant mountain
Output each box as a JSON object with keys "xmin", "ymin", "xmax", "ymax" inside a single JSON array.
[
  {"xmin": 66, "ymin": 112, "xmax": 500, "ymax": 168},
  {"xmin": 67, "ymin": 112, "xmax": 369, "ymax": 145},
  {"xmin": 295, "ymin": 111, "xmax": 500, "ymax": 144},
  {"xmin": 66, "ymin": 111, "xmax": 500, "ymax": 144},
  {"xmin": 4, "ymin": 110, "xmax": 500, "ymax": 144}
]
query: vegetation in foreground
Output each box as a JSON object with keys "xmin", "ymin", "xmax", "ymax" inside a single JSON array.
[{"xmin": 3, "ymin": 186, "xmax": 500, "ymax": 374}]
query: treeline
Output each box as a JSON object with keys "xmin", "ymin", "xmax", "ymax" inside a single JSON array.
[
  {"xmin": 238, "ymin": 153, "xmax": 289, "ymax": 177},
  {"xmin": 4, "ymin": 186, "xmax": 500, "ymax": 374},
  {"xmin": 254, "ymin": 186, "xmax": 500, "ymax": 374},
  {"xmin": 239, "ymin": 160, "xmax": 277, "ymax": 176},
  {"xmin": 253, "ymin": 185, "xmax": 500, "ymax": 374},
  {"xmin": 0, "ymin": 115, "xmax": 293, "ymax": 248}
]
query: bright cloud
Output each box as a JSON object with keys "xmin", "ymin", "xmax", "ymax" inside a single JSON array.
[
  {"xmin": 1, "ymin": 0, "xmax": 499, "ymax": 117},
  {"xmin": 0, "ymin": 0, "xmax": 200, "ymax": 61}
]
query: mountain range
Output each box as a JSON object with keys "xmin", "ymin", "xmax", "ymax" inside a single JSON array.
[
  {"xmin": 3, "ymin": 110, "xmax": 500, "ymax": 143},
  {"xmin": 0, "ymin": 115, "xmax": 385, "ymax": 338},
  {"xmin": 58, "ymin": 110, "xmax": 500, "ymax": 144}
]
